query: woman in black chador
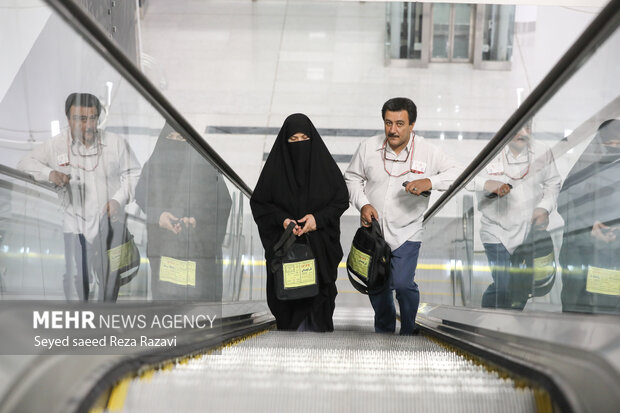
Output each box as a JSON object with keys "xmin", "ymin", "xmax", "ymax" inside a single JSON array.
[
  {"xmin": 135, "ymin": 123, "xmax": 232, "ymax": 301},
  {"xmin": 251, "ymin": 113, "xmax": 349, "ymax": 331},
  {"xmin": 558, "ymin": 119, "xmax": 620, "ymax": 313}
]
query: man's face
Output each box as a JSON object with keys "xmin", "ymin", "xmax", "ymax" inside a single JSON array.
[
  {"xmin": 384, "ymin": 110, "xmax": 414, "ymax": 152},
  {"xmin": 509, "ymin": 127, "xmax": 530, "ymax": 153},
  {"xmin": 68, "ymin": 105, "xmax": 99, "ymax": 146}
]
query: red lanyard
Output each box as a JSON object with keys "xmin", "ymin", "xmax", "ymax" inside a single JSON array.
[
  {"xmin": 382, "ymin": 133, "xmax": 415, "ymax": 177},
  {"xmin": 503, "ymin": 147, "xmax": 530, "ymax": 180},
  {"xmin": 66, "ymin": 133, "xmax": 101, "ymax": 172}
]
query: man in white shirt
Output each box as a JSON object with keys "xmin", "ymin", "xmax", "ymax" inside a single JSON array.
[
  {"xmin": 18, "ymin": 93, "xmax": 141, "ymax": 301},
  {"xmin": 474, "ymin": 124, "xmax": 560, "ymax": 309},
  {"xmin": 345, "ymin": 97, "xmax": 461, "ymax": 334}
]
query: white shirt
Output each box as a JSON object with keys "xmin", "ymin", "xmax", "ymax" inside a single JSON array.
[
  {"xmin": 17, "ymin": 129, "xmax": 141, "ymax": 242},
  {"xmin": 473, "ymin": 139, "xmax": 561, "ymax": 253},
  {"xmin": 345, "ymin": 134, "xmax": 461, "ymax": 250}
]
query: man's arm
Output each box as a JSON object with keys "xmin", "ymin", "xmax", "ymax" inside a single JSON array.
[
  {"xmin": 532, "ymin": 149, "xmax": 561, "ymax": 229},
  {"xmin": 17, "ymin": 140, "xmax": 60, "ymax": 184},
  {"xmin": 427, "ymin": 146, "xmax": 463, "ymax": 191},
  {"xmin": 464, "ymin": 154, "xmax": 507, "ymax": 193},
  {"xmin": 344, "ymin": 142, "xmax": 378, "ymax": 227},
  {"xmin": 344, "ymin": 143, "xmax": 370, "ymax": 211},
  {"xmin": 536, "ymin": 149, "xmax": 561, "ymax": 213}
]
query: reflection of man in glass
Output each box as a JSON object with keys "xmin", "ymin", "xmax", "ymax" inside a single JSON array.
[
  {"xmin": 475, "ymin": 123, "xmax": 561, "ymax": 309},
  {"xmin": 558, "ymin": 119, "xmax": 620, "ymax": 313},
  {"xmin": 18, "ymin": 93, "xmax": 140, "ymax": 301}
]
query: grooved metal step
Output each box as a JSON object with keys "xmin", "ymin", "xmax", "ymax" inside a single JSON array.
[{"xmin": 108, "ymin": 314, "xmax": 538, "ymax": 413}]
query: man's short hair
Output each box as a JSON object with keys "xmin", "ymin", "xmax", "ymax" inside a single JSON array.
[
  {"xmin": 65, "ymin": 93, "xmax": 101, "ymax": 118},
  {"xmin": 381, "ymin": 97, "xmax": 417, "ymax": 124}
]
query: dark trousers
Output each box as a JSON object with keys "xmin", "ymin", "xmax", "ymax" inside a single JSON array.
[
  {"xmin": 63, "ymin": 227, "xmax": 112, "ymax": 302},
  {"xmin": 369, "ymin": 241, "xmax": 421, "ymax": 335},
  {"xmin": 481, "ymin": 243, "xmax": 529, "ymax": 310}
]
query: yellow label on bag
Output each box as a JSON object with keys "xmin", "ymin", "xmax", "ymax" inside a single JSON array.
[
  {"xmin": 159, "ymin": 256, "xmax": 196, "ymax": 286},
  {"xmin": 586, "ymin": 266, "xmax": 620, "ymax": 296},
  {"xmin": 282, "ymin": 259, "xmax": 316, "ymax": 289},
  {"xmin": 348, "ymin": 246, "xmax": 371, "ymax": 280},
  {"xmin": 107, "ymin": 241, "xmax": 134, "ymax": 272},
  {"xmin": 533, "ymin": 252, "xmax": 555, "ymax": 281}
]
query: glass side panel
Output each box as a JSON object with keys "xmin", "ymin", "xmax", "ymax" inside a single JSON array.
[
  {"xmin": 0, "ymin": 3, "xmax": 261, "ymax": 308},
  {"xmin": 420, "ymin": 24, "xmax": 620, "ymax": 314}
]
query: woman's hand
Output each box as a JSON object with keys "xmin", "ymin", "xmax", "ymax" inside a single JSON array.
[
  {"xmin": 159, "ymin": 211, "xmax": 182, "ymax": 234},
  {"xmin": 283, "ymin": 218, "xmax": 302, "ymax": 236},
  {"xmin": 296, "ymin": 214, "xmax": 316, "ymax": 236},
  {"xmin": 180, "ymin": 216, "xmax": 197, "ymax": 229},
  {"xmin": 591, "ymin": 221, "xmax": 617, "ymax": 243}
]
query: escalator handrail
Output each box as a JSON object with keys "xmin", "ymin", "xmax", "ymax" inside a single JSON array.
[
  {"xmin": 44, "ymin": 0, "xmax": 253, "ymax": 198},
  {"xmin": 424, "ymin": 0, "xmax": 620, "ymax": 223},
  {"xmin": 0, "ymin": 164, "xmax": 150, "ymax": 225},
  {"xmin": 0, "ymin": 164, "xmax": 57, "ymax": 193}
]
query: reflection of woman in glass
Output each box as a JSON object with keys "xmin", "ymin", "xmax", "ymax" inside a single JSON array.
[
  {"xmin": 251, "ymin": 114, "xmax": 349, "ymax": 331},
  {"xmin": 558, "ymin": 119, "xmax": 620, "ymax": 313},
  {"xmin": 135, "ymin": 123, "xmax": 232, "ymax": 300}
]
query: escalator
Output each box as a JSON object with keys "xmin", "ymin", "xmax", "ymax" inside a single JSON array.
[{"xmin": 103, "ymin": 311, "xmax": 549, "ymax": 413}]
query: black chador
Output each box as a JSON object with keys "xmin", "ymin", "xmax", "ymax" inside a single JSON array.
[
  {"xmin": 251, "ymin": 113, "xmax": 349, "ymax": 331},
  {"xmin": 135, "ymin": 123, "xmax": 232, "ymax": 300}
]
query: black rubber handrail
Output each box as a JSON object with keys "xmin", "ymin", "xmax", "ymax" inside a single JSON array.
[
  {"xmin": 44, "ymin": 0, "xmax": 252, "ymax": 198},
  {"xmin": 424, "ymin": 0, "xmax": 620, "ymax": 222}
]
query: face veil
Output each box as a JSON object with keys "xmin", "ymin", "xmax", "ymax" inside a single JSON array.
[
  {"xmin": 283, "ymin": 113, "xmax": 314, "ymax": 191},
  {"xmin": 288, "ymin": 139, "xmax": 311, "ymax": 188}
]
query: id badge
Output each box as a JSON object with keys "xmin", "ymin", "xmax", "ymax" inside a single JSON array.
[
  {"xmin": 411, "ymin": 160, "xmax": 427, "ymax": 174},
  {"xmin": 486, "ymin": 162, "xmax": 504, "ymax": 175},
  {"xmin": 57, "ymin": 153, "xmax": 69, "ymax": 167}
]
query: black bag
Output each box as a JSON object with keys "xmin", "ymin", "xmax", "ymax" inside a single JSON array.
[
  {"xmin": 92, "ymin": 217, "xmax": 141, "ymax": 302},
  {"xmin": 270, "ymin": 222, "xmax": 318, "ymax": 300},
  {"xmin": 347, "ymin": 219, "xmax": 391, "ymax": 295}
]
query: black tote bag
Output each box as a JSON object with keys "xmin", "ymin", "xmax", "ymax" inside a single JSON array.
[
  {"xmin": 92, "ymin": 217, "xmax": 141, "ymax": 302},
  {"xmin": 270, "ymin": 222, "xmax": 319, "ymax": 300},
  {"xmin": 347, "ymin": 219, "xmax": 391, "ymax": 295}
]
